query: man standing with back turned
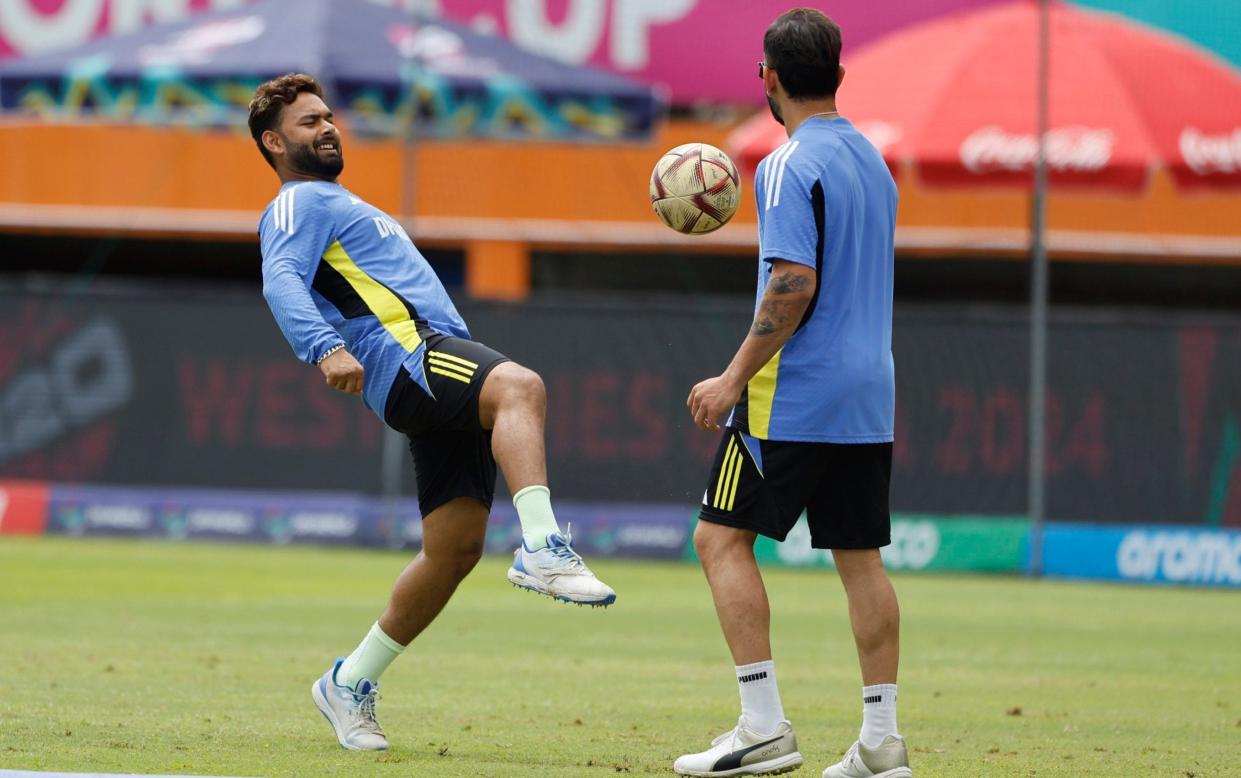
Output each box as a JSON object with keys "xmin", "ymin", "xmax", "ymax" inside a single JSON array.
[
  {"xmin": 675, "ymin": 9, "xmax": 910, "ymax": 778},
  {"xmin": 248, "ymin": 73, "xmax": 615, "ymax": 752}
]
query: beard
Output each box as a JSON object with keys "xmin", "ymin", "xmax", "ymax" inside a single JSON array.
[
  {"xmin": 287, "ymin": 137, "xmax": 344, "ymax": 179},
  {"xmin": 766, "ymin": 92, "xmax": 785, "ymax": 126}
]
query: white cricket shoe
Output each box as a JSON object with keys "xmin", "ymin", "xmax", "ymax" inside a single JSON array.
[
  {"xmin": 674, "ymin": 719, "xmax": 803, "ymax": 777},
  {"xmin": 311, "ymin": 657, "xmax": 388, "ymax": 751},
  {"xmin": 507, "ymin": 529, "xmax": 616, "ymax": 607},
  {"xmin": 822, "ymin": 737, "xmax": 912, "ymax": 778}
]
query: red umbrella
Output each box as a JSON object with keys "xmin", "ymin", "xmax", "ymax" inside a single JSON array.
[{"xmin": 730, "ymin": 0, "xmax": 1241, "ymax": 190}]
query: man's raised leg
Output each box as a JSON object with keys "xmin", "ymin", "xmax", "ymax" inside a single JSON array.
[
  {"xmin": 478, "ymin": 361, "xmax": 615, "ymax": 606},
  {"xmin": 312, "ymin": 497, "xmax": 489, "ymax": 751}
]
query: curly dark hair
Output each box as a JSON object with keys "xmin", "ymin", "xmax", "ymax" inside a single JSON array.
[
  {"xmin": 248, "ymin": 73, "xmax": 326, "ymax": 170},
  {"xmin": 763, "ymin": 8, "xmax": 843, "ymax": 99}
]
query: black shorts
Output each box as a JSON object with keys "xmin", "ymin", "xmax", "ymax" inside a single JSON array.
[
  {"xmin": 383, "ymin": 334, "xmax": 510, "ymax": 517},
  {"xmin": 698, "ymin": 428, "xmax": 893, "ymax": 550}
]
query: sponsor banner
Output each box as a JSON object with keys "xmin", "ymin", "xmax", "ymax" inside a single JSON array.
[
  {"xmin": 0, "ymin": 0, "xmax": 1007, "ymax": 105},
  {"xmin": 47, "ymin": 483, "xmax": 397, "ymax": 546},
  {"xmin": 0, "ymin": 479, "xmax": 50, "ymax": 534},
  {"xmin": 41, "ymin": 482, "xmax": 692, "ymax": 559},
  {"xmin": 685, "ymin": 514, "xmax": 1030, "ymax": 573},
  {"xmin": 1043, "ymin": 523, "xmax": 1241, "ymax": 587},
  {"xmin": 762, "ymin": 515, "xmax": 1028, "ymax": 572}
]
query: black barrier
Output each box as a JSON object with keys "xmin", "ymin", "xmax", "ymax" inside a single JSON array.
[{"xmin": 1, "ymin": 286, "xmax": 1238, "ymax": 527}]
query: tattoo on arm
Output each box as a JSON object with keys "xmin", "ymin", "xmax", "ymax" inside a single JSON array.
[
  {"xmin": 768, "ymin": 271, "xmax": 812, "ymax": 295},
  {"xmin": 749, "ymin": 298, "xmax": 800, "ymax": 337},
  {"xmin": 750, "ymin": 317, "xmax": 778, "ymax": 337}
]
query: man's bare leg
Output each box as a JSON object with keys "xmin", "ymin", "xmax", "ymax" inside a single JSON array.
[
  {"xmin": 693, "ymin": 521, "xmax": 772, "ymax": 665},
  {"xmin": 692, "ymin": 520, "xmax": 788, "ymax": 736},
  {"xmin": 314, "ymin": 497, "xmax": 489, "ymax": 751},
  {"xmin": 377, "ymin": 497, "xmax": 490, "ymax": 644},
  {"xmin": 832, "ymin": 548, "xmax": 899, "ymax": 685},
  {"xmin": 830, "ymin": 547, "xmax": 904, "ymax": 761},
  {"xmin": 478, "ymin": 360, "xmax": 615, "ymax": 605},
  {"xmin": 671, "ymin": 520, "xmax": 800, "ymax": 776}
]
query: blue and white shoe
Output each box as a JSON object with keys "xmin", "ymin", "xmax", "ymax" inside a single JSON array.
[
  {"xmin": 507, "ymin": 529, "xmax": 616, "ymax": 607},
  {"xmin": 311, "ymin": 657, "xmax": 388, "ymax": 751}
]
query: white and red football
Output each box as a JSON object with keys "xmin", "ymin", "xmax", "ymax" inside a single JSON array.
[{"xmin": 649, "ymin": 143, "xmax": 741, "ymax": 235}]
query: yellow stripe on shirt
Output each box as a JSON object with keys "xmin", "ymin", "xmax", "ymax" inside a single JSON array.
[
  {"xmin": 321, "ymin": 240, "xmax": 422, "ymax": 353},
  {"xmin": 747, "ymin": 349, "xmax": 782, "ymax": 439}
]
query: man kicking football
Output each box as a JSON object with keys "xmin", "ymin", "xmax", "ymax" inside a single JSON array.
[{"xmin": 248, "ymin": 73, "xmax": 615, "ymax": 752}]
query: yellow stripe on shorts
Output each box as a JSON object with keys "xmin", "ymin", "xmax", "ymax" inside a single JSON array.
[
  {"xmin": 428, "ymin": 351, "xmax": 478, "ymax": 370},
  {"xmin": 714, "ymin": 438, "xmax": 738, "ymax": 509},
  {"xmin": 429, "ymin": 366, "xmax": 472, "ymax": 384},
  {"xmin": 428, "ymin": 356, "xmax": 475, "ymax": 379},
  {"xmin": 724, "ymin": 450, "xmax": 744, "ymax": 512}
]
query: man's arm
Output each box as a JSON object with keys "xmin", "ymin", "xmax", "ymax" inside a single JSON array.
[
  {"xmin": 262, "ymin": 256, "xmax": 364, "ymax": 395},
  {"xmin": 687, "ymin": 259, "xmax": 817, "ymax": 431},
  {"xmin": 258, "ymin": 187, "xmax": 366, "ymax": 396}
]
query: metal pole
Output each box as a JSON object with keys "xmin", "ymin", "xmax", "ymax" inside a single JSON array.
[{"xmin": 1027, "ymin": 0, "xmax": 1051, "ymax": 577}]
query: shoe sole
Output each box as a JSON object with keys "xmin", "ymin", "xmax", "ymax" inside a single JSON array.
[
  {"xmin": 311, "ymin": 678, "xmax": 388, "ymax": 752},
  {"xmin": 824, "ymin": 767, "xmax": 911, "ymax": 778},
  {"xmin": 674, "ymin": 751, "xmax": 804, "ymax": 777},
  {"xmin": 507, "ymin": 568, "xmax": 616, "ymax": 607}
]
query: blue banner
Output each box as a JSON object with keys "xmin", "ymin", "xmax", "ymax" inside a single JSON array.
[
  {"xmin": 1043, "ymin": 523, "xmax": 1241, "ymax": 587},
  {"xmin": 44, "ymin": 483, "xmax": 691, "ymax": 560}
]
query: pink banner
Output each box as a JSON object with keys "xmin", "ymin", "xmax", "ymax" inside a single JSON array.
[{"xmin": 0, "ymin": 0, "xmax": 1007, "ymax": 104}]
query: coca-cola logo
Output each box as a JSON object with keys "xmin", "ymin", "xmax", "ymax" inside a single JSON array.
[
  {"xmin": 1179, "ymin": 127, "xmax": 1241, "ymax": 175},
  {"xmin": 960, "ymin": 125, "xmax": 1114, "ymax": 174}
]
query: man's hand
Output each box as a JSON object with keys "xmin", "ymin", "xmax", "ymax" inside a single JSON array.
[
  {"xmin": 319, "ymin": 348, "xmax": 364, "ymax": 395},
  {"xmin": 687, "ymin": 375, "xmax": 743, "ymax": 432}
]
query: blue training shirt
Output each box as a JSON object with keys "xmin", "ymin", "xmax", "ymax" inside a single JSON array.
[
  {"xmin": 258, "ymin": 180, "xmax": 470, "ymax": 416},
  {"xmin": 730, "ymin": 117, "xmax": 897, "ymax": 443}
]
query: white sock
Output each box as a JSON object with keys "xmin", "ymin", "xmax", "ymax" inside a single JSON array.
[
  {"xmin": 859, "ymin": 684, "xmax": 899, "ymax": 748},
  {"xmin": 337, "ymin": 622, "xmax": 405, "ymax": 690},
  {"xmin": 736, "ymin": 660, "xmax": 785, "ymax": 735},
  {"xmin": 513, "ymin": 484, "xmax": 562, "ymax": 551}
]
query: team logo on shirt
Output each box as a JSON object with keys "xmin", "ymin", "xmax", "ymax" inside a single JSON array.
[{"xmin": 372, "ymin": 215, "xmax": 412, "ymax": 243}]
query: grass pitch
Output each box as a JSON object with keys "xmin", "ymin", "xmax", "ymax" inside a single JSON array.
[{"xmin": 1, "ymin": 537, "xmax": 1238, "ymax": 777}]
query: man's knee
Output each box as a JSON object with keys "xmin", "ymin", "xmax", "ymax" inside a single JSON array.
[
  {"xmin": 832, "ymin": 548, "xmax": 887, "ymax": 582},
  {"xmin": 693, "ymin": 520, "xmax": 754, "ymax": 566},
  {"xmin": 447, "ymin": 540, "xmax": 484, "ymax": 579},
  {"xmin": 424, "ymin": 535, "xmax": 485, "ymax": 579},
  {"xmin": 496, "ymin": 363, "xmax": 545, "ymax": 408}
]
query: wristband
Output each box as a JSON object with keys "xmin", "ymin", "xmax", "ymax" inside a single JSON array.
[{"xmin": 316, "ymin": 344, "xmax": 345, "ymax": 365}]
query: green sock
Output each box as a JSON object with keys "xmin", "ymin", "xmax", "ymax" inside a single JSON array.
[
  {"xmin": 513, "ymin": 484, "xmax": 561, "ymax": 551},
  {"xmin": 337, "ymin": 622, "xmax": 405, "ymax": 690}
]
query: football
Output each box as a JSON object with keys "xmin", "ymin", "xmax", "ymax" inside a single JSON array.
[{"xmin": 649, "ymin": 143, "xmax": 741, "ymax": 235}]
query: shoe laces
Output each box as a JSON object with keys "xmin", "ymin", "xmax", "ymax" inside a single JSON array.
[
  {"xmin": 710, "ymin": 717, "xmax": 745, "ymax": 748},
  {"xmin": 841, "ymin": 741, "xmax": 862, "ymax": 769},
  {"xmin": 350, "ymin": 686, "xmax": 383, "ymax": 733},
  {"xmin": 546, "ymin": 525, "xmax": 588, "ymax": 572}
]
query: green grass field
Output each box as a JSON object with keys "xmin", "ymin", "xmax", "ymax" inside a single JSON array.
[{"xmin": 1, "ymin": 537, "xmax": 1238, "ymax": 778}]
